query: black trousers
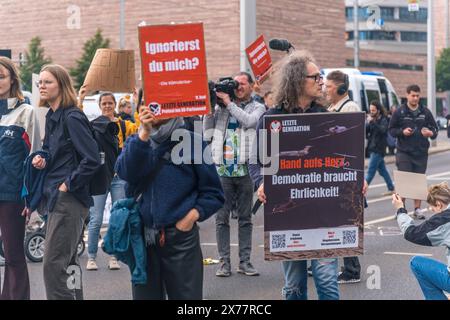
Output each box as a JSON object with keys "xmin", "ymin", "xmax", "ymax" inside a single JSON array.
[
  {"xmin": 132, "ymin": 224, "xmax": 203, "ymax": 300},
  {"xmin": 343, "ymin": 257, "xmax": 361, "ymax": 277},
  {"xmin": 0, "ymin": 201, "xmax": 30, "ymax": 300}
]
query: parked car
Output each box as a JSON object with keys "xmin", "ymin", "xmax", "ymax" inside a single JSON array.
[{"xmin": 81, "ymin": 92, "xmax": 131, "ymax": 121}]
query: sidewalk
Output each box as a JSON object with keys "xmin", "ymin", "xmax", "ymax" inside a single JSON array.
[{"xmin": 364, "ymin": 138, "xmax": 450, "ymax": 168}]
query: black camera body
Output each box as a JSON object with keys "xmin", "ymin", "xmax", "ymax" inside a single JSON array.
[{"xmin": 209, "ymin": 77, "xmax": 239, "ymax": 108}]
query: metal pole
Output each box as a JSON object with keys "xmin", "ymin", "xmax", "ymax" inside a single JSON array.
[
  {"xmin": 445, "ymin": 0, "xmax": 449, "ymax": 48},
  {"xmin": 240, "ymin": 0, "xmax": 256, "ymax": 72},
  {"xmin": 428, "ymin": 0, "xmax": 436, "ymax": 119},
  {"xmin": 120, "ymin": 0, "xmax": 125, "ymax": 49},
  {"xmin": 354, "ymin": 0, "xmax": 360, "ymax": 68}
]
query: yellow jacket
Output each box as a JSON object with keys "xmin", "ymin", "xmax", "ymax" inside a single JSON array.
[{"xmin": 115, "ymin": 118, "xmax": 138, "ymax": 149}]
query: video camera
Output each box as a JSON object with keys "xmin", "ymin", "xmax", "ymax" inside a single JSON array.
[{"xmin": 208, "ymin": 77, "xmax": 239, "ymax": 108}]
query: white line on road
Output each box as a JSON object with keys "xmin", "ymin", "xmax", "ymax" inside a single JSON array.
[
  {"xmin": 364, "ymin": 209, "xmax": 426, "ymax": 226},
  {"xmin": 201, "ymin": 243, "xmax": 237, "ymax": 247},
  {"xmin": 369, "ymin": 170, "xmax": 450, "ymax": 189},
  {"xmin": 383, "ymin": 252, "xmax": 433, "ymax": 257}
]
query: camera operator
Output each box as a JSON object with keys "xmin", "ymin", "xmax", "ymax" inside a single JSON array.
[{"xmin": 203, "ymin": 72, "xmax": 266, "ymax": 278}]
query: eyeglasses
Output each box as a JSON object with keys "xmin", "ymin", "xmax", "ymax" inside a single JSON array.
[
  {"xmin": 305, "ymin": 74, "xmax": 324, "ymax": 83},
  {"xmin": 35, "ymin": 80, "xmax": 54, "ymax": 88}
]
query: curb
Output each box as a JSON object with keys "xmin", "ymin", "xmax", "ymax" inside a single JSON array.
[{"xmin": 364, "ymin": 146, "xmax": 450, "ymax": 168}]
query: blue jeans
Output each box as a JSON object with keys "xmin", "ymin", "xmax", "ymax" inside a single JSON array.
[
  {"xmin": 87, "ymin": 176, "xmax": 127, "ymax": 259},
  {"xmin": 282, "ymin": 258, "xmax": 339, "ymax": 300},
  {"xmin": 365, "ymin": 152, "xmax": 394, "ymax": 191},
  {"xmin": 410, "ymin": 256, "xmax": 450, "ymax": 300}
]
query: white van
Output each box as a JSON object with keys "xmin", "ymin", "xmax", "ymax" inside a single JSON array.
[
  {"xmin": 81, "ymin": 92, "xmax": 131, "ymax": 121},
  {"xmin": 321, "ymin": 68, "xmax": 400, "ymax": 113}
]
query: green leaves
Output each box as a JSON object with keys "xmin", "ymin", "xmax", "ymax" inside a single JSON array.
[
  {"xmin": 69, "ymin": 29, "xmax": 110, "ymax": 90},
  {"xmin": 19, "ymin": 37, "xmax": 52, "ymax": 92},
  {"xmin": 436, "ymin": 48, "xmax": 450, "ymax": 92}
]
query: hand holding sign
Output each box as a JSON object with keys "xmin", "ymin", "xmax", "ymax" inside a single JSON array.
[{"xmin": 392, "ymin": 193, "xmax": 405, "ymax": 210}]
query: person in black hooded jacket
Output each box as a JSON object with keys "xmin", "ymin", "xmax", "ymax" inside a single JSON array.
[{"xmin": 365, "ymin": 100, "xmax": 395, "ymax": 194}]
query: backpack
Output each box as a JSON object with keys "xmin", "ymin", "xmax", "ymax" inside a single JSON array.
[
  {"xmin": 90, "ymin": 116, "xmax": 120, "ymax": 195},
  {"xmin": 63, "ymin": 108, "xmax": 119, "ymax": 196}
]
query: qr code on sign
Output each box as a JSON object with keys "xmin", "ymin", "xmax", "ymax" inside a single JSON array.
[
  {"xmin": 343, "ymin": 230, "xmax": 356, "ymax": 245},
  {"xmin": 271, "ymin": 234, "xmax": 286, "ymax": 249}
]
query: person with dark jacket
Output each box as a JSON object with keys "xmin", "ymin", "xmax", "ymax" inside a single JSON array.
[
  {"xmin": 392, "ymin": 182, "xmax": 450, "ymax": 300},
  {"xmin": 365, "ymin": 100, "xmax": 394, "ymax": 194},
  {"xmin": 388, "ymin": 85, "xmax": 438, "ymax": 219},
  {"xmin": 0, "ymin": 56, "xmax": 40, "ymax": 300},
  {"xmin": 86, "ymin": 92, "xmax": 132, "ymax": 272},
  {"xmin": 116, "ymin": 108, "xmax": 224, "ymax": 300},
  {"xmin": 31, "ymin": 64, "xmax": 100, "ymax": 300}
]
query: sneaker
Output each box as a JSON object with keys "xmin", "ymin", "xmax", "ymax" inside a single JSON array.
[
  {"xmin": 108, "ymin": 257, "xmax": 121, "ymax": 270},
  {"xmin": 307, "ymin": 265, "xmax": 313, "ymax": 276},
  {"xmin": 86, "ymin": 259, "xmax": 98, "ymax": 271},
  {"xmin": 215, "ymin": 262, "xmax": 231, "ymax": 277},
  {"xmin": 382, "ymin": 190, "xmax": 395, "ymax": 196},
  {"xmin": 337, "ymin": 271, "xmax": 360, "ymax": 284},
  {"xmin": 413, "ymin": 208, "xmax": 426, "ymax": 220},
  {"xmin": 237, "ymin": 262, "xmax": 259, "ymax": 276}
]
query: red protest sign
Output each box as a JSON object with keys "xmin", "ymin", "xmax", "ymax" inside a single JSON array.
[
  {"xmin": 245, "ymin": 35, "xmax": 272, "ymax": 83},
  {"xmin": 138, "ymin": 23, "xmax": 210, "ymax": 118}
]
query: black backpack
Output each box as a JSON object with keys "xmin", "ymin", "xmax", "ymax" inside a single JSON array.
[{"xmin": 63, "ymin": 109, "xmax": 119, "ymax": 196}]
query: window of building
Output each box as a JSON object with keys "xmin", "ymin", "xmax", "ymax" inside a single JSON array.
[
  {"xmin": 346, "ymin": 59, "xmax": 424, "ymax": 72},
  {"xmin": 345, "ymin": 7, "xmax": 370, "ymax": 21},
  {"xmin": 380, "ymin": 7, "xmax": 395, "ymax": 21},
  {"xmin": 346, "ymin": 31, "xmax": 396, "ymax": 41},
  {"xmin": 399, "ymin": 7, "xmax": 427, "ymax": 23},
  {"xmin": 401, "ymin": 31, "xmax": 427, "ymax": 42}
]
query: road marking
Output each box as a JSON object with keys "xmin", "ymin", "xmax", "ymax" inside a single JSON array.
[
  {"xmin": 383, "ymin": 251, "xmax": 433, "ymax": 257},
  {"xmin": 201, "ymin": 243, "xmax": 238, "ymax": 247},
  {"xmin": 364, "ymin": 209, "xmax": 427, "ymax": 226},
  {"xmin": 369, "ymin": 170, "xmax": 450, "ymax": 189}
]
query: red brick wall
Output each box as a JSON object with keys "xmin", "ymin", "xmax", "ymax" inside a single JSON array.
[
  {"xmin": 256, "ymin": 0, "xmax": 346, "ymax": 93},
  {"xmin": 0, "ymin": 0, "xmax": 241, "ymax": 86}
]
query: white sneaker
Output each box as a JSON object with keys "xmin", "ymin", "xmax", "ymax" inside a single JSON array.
[
  {"xmin": 86, "ymin": 259, "xmax": 98, "ymax": 271},
  {"xmin": 108, "ymin": 257, "xmax": 121, "ymax": 270}
]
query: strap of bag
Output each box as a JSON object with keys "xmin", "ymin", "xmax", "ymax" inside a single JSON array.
[
  {"xmin": 119, "ymin": 120, "xmax": 127, "ymax": 148},
  {"xmin": 133, "ymin": 142, "xmax": 175, "ymax": 202},
  {"xmin": 335, "ymin": 99, "xmax": 351, "ymax": 113}
]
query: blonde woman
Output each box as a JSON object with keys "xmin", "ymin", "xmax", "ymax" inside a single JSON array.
[{"xmin": 32, "ymin": 64, "xmax": 100, "ymax": 300}]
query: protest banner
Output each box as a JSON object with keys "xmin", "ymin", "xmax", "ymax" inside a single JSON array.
[
  {"xmin": 138, "ymin": 23, "xmax": 210, "ymax": 118},
  {"xmin": 393, "ymin": 170, "xmax": 428, "ymax": 201},
  {"xmin": 245, "ymin": 35, "xmax": 272, "ymax": 83},
  {"xmin": 81, "ymin": 49, "xmax": 135, "ymax": 96},
  {"xmin": 263, "ymin": 112, "xmax": 365, "ymax": 260}
]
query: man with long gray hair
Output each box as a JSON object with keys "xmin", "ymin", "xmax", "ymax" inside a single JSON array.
[{"xmin": 249, "ymin": 51, "xmax": 339, "ymax": 300}]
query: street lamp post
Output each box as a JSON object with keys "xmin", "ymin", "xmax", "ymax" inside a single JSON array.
[
  {"xmin": 427, "ymin": 0, "xmax": 436, "ymax": 118},
  {"xmin": 120, "ymin": 0, "xmax": 125, "ymax": 49},
  {"xmin": 354, "ymin": 0, "xmax": 360, "ymax": 68}
]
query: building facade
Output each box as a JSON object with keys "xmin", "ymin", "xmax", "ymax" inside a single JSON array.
[{"xmin": 0, "ymin": 0, "xmax": 345, "ymax": 91}]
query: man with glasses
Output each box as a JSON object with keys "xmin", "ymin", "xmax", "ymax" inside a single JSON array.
[
  {"xmin": 203, "ymin": 72, "xmax": 266, "ymax": 278},
  {"xmin": 249, "ymin": 51, "xmax": 340, "ymax": 300}
]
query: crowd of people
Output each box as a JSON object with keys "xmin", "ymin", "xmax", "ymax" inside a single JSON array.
[{"xmin": 0, "ymin": 47, "xmax": 449, "ymax": 301}]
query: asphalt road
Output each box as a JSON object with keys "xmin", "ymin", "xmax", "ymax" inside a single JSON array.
[{"xmin": 3, "ymin": 134, "xmax": 449, "ymax": 300}]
